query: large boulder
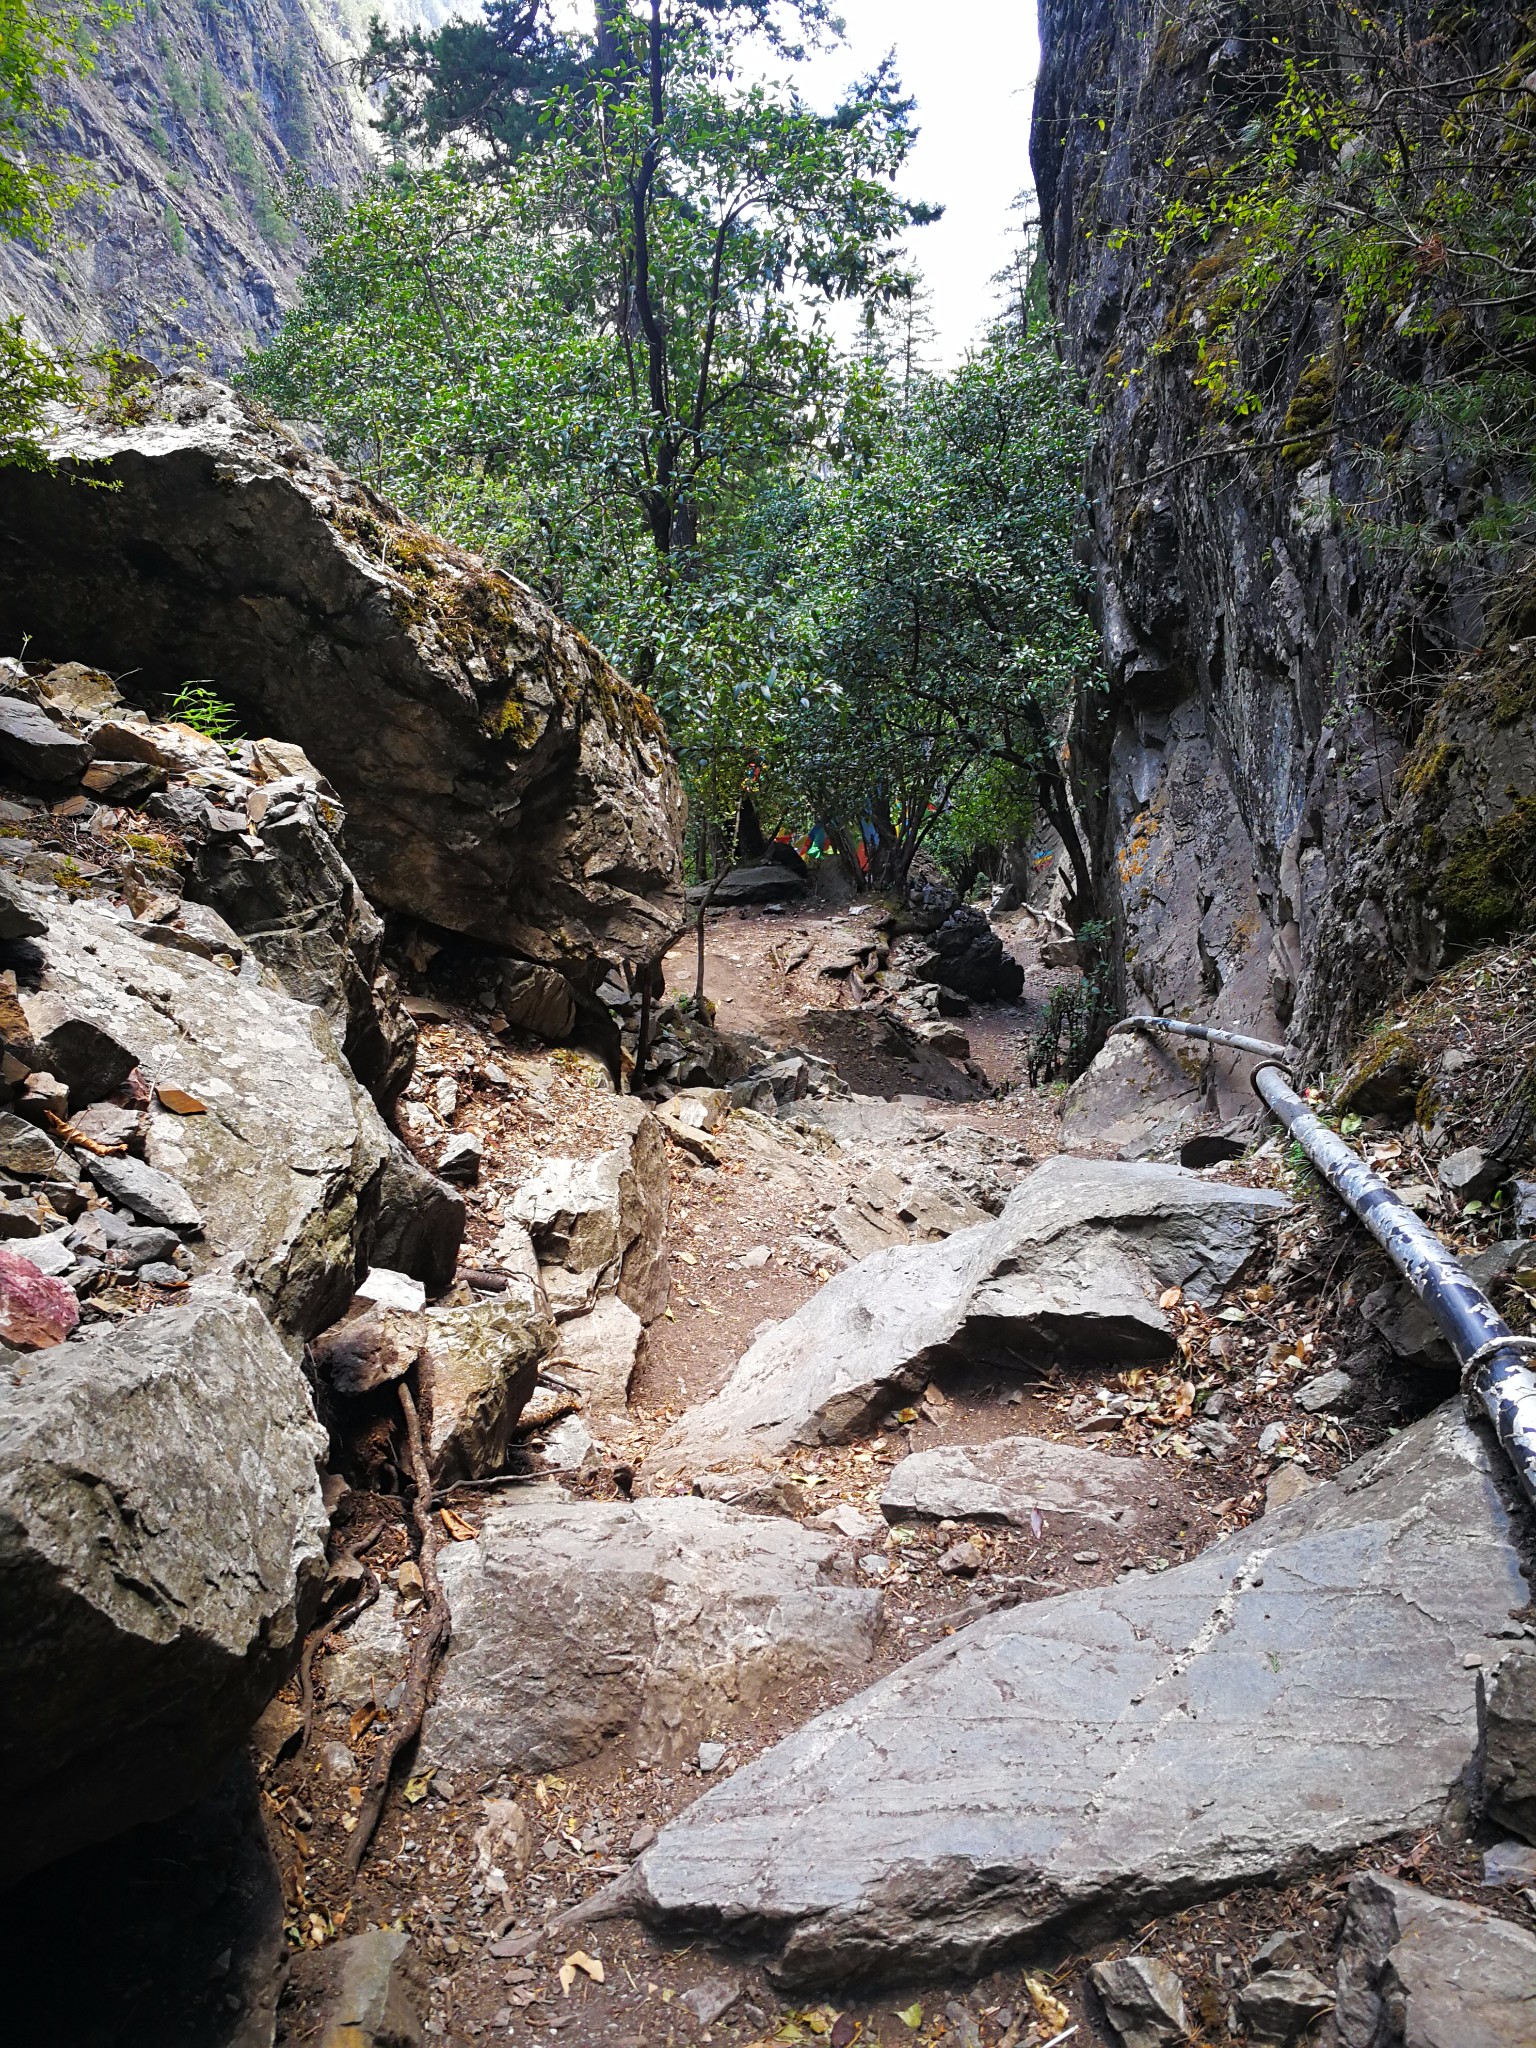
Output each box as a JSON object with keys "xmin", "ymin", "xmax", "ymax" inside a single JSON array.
[
  {"xmin": 323, "ymin": 1492, "xmax": 883, "ymax": 1776},
  {"xmin": 510, "ymin": 1101, "xmax": 668, "ymax": 1323},
  {"xmin": 188, "ymin": 778, "xmax": 416, "ymax": 1110},
  {"xmin": 17, "ymin": 887, "xmax": 460, "ymax": 1334},
  {"xmin": 912, "ymin": 906, "xmax": 1024, "ymax": 1002},
  {"xmin": 0, "ymin": 376, "xmax": 685, "ymax": 973},
  {"xmin": 0, "ymin": 1291, "xmax": 328, "ymax": 1884},
  {"xmin": 613, "ymin": 1405, "xmax": 1524, "ymax": 1987},
  {"xmin": 647, "ymin": 1158, "xmax": 1286, "ymax": 1485},
  {"xmin": 1330, "ymin": 1871, "xmax": 1536, "ymax": 2047}
]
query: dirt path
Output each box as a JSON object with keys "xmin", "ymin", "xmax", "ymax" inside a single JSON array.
[{"xmin": 265, "ymin": 906, "xmax": 1503, "ymax": 2048}]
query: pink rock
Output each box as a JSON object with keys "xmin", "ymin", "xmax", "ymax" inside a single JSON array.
[{"xmin": 0, "ymin": 1244, "xmax": 79, "ymax": 1349}]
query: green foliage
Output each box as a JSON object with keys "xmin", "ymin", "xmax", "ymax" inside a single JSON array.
[
  {"xmin": 0, "ymin": 316, "xmax": 83, "ymax": 467},
  {"xmin": 1027, "ymin": 921, "xmax": 1115, "ymax": 1085},
  {"xmin": 759, "ymin": 325, "xmax": 1099, "ymax": 893},
  {"xmin": 245, "ymin": 2, "xmax": 934, "ymax": 838},
  {"xmin": 0, "ymin": 0, "xmax": 126, "ymax": 240},
  {"xmin": 169, "ymin": 683, "xmax": 242, "ymax": 752},
  {"xmin": 1150, "ymin": 7, "xmax": 1536, "ymax": 548},
  {"xmin": 162, "ymin": 200, "xmax": 184, "ymax": 255}
]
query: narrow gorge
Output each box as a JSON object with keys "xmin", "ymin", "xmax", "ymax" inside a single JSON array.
[{"xmin": 0, "ymin": 4, "xmax": 1533, "ymax": 2048}]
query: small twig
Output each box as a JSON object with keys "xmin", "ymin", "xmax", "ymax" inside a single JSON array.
[
  {"xmin": 41, "ymin": 1108, "xmax": 125, "ymax": 1156},
  {"xmin": 347, "ymin": 1379, "xmax": 451, "ymax": 1873}
]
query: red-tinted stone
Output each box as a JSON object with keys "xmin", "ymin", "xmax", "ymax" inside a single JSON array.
[{"xmin": 0, "ymin": 1244, "xmax": 79, "ymax": 1349}]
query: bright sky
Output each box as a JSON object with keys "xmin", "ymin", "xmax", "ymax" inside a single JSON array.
[
  {"xmin": 794, "ymin": 2, "xmax": 1041, "ymax": 366},
  {"xmin": 544, "ymin": 2, "xmax": 1042, "ymax": 367}
]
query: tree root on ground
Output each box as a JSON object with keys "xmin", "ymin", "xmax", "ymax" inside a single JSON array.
[{"xmin": 347, "ymin": 1379, "xmax": 451, "ymax": 1873}]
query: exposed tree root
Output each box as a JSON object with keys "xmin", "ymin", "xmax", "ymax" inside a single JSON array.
[{"xmin": 346, "ymin": 1380, "xmax": 451, "ymax": 1873}]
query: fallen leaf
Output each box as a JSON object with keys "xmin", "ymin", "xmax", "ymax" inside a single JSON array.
[
  {"xmin": 1158, "ymin": 1285, "xmax": 1183, "ymax": 1310},
  {"xmin": 348, "ymin": 1702, "xmax": 379, "ymax": 1746},
  {"xmin": 402, "ymin": 1770, "xmax": 434, "ymax": 1805},
  {"xmin": 440, "ymin": 1506, "xmax": 478, "ymax": 1541},
  {"xmin": 676, "ymin": 1249, "xmax": 697, "ymax": 1265},
  {"xmin": 830, "ymin": 2017, "xmax": 858, "ymax": 2047},
  {"xmin": 1030, "ymin": 1507, "xmax": 1044, "ymax": 1539},
  {"xmin": 559, "ymin": 1949, "xmax": 604, "ymax": 1993},
  {"xmin": 1025, "ymin": 1976, "xmax": 1070, "ymax": 2031},
  {"xmin": 155, "ymin": 1084, "xmax": 208, "ymax": 1115},
  {"xmin": 895, "ymin": 2003, "xmax": 923, "ymax": 2030}
]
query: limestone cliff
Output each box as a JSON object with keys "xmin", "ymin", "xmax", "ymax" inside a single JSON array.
[
  {"xmin": 0, "ymin": 0, "xmax": 444, "ymax": 373},
  {"xmin": 1032, "ymin": 0, "xmax": 1536, "ymax": 1077}
]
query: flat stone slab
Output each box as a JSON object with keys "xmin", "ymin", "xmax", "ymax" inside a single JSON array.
[
  {"xmin": 647, "ymin": 1158, "xmax": 1286, "ymax": 1486},
  {"xmin": 1333, "ymin": 1870, "xmax": 1536, "ymax": 2047},
  {"xmin": 880, "ymin": 1436, "xmax": 1148, "ymax": 1532},
  {"xmin": 417, "ymin": 1494, "xmax": 884, "ymax": 1775},
  {"xmin": 613, "ymin": 1404, "xmax": 1523, "ymax": 1988}
]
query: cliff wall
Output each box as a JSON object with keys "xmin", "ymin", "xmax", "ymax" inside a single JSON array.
[
  {"xmin": 1032, "ymin": 0, "xmax": 1536, "ymax": 1081},
  {"xmin": 0, "ymin": 0, "xmax": 444, "ymax": 374}
]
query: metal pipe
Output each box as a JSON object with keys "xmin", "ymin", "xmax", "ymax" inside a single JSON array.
[
  {"xmin": 1109, "ymin": 1015, "xmax": 1292, "ymax": 1063},
  {"xmin": 1253, "ymin": 1063, "xmax": 1536, "ymax": 1509},
  {"xmin": 1115, "ymin": 1012, "xmax": 1536, "ymax": 1508}
]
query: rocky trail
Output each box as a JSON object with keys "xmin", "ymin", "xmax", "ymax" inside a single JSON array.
[{"xmin": 0, "ymin": 381, "xmax": 1532, "ymax": 2048}]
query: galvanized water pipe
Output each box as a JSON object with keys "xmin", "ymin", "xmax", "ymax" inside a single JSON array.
[{"xmin": 1116, "ymin": 1014, "xmax": 1536, "ymax": 1509}]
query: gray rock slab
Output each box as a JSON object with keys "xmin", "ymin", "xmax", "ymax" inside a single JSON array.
[
  {"xmin": 0, "ymin": 693, "xmax": 92, "ymax": 783},
  {"xmin": 511, "ymin": 1102, "xmax": 668, "ymax": 1322},
  {"xmin": 645, "ymin": 1227, "xmax": 986, "ymax": 1485},
  {"xmin": 648, "ymin": 1157, "xmax": 1286, "ymax": 1485},
  {"xmin": 615, "ymin": 1404, "xmax": 1523, "ymax": 1988},
  {"xmin": 418, "ymin": 1494, "xmax": 884, "ymax": 1776},
  {"xmin": 549, "ymin": 1293, "xmax": 644, "ymax": 1415},
  {"xmin": 0, "ymin": 1290, "xmax": 328, "ymax": 1883},
  {"xmin": 84, "ymin": 1149, "xmax": 202, "ymax": 1232},
  {"xmin": 1331, "ymin": 1870, "xmax": 1536, "ymax": 2047},
  {"xmin": 880, "ymin": 1435, "xmax": 1148, "ymax": 1532},
  {"xmin": 422, "ymin": 1293, "xmax": 554, "ymax": 1484},
  {"xmin": 27, "ymin": 891, "xmax": 459, "ymax": 1334}
]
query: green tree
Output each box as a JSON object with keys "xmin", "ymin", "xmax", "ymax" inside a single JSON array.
[
  {"xmin": 763, "ymin": 327, "xmax": 1099, "ymax": 903},
  {"xmin": 246, "ymin": 1, "xmax": 935, "ymax": 846}
]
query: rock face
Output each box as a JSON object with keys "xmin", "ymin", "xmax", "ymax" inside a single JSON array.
[
  {"xmin": 29, "ymin": 888, "xmax": 460, "ymax": 1335},
  {"xmin": 0, "ymin": 0, "xmax": 366, "ymax": 375},
  {"xmin": 0, "ymin": 1291, "xmax": 328, "ymax": 1885},
  {"xmin": 619, "ymin": 1405, "xmax": 1524, "ymax": 1987},
  {"xmin": 510, "ymin": 1102, "xmax": 669, "ymax": 1323},
  {"xmin": 188, "ymin": 777, "xmax": 416, "ymax": 1109},
  {"xmin": 1484, "ymin": 1643, "xmax": 1536, "ymax": 1846},
  {"xmin": 1031, "ymin": 0, "xmax": 1536, "ymax": 1069},
  {"xmin": 376, "ymin": 1493, "xmax": 884, "ymax": 1775},
  {"xmin": 649, "ymin": 1158, "xmax": 1286, "ymax": 1484},
  {"xmin": 0, "ymin": 377, "xmax": 686, "ymax": 977},
  {"xmin": 1330, "ymin": 1870, "xmax": 1536, "ymax": 2047},
  {"xmin": 880, "ymin": 1436, "xmax": 1147, "ymax": 1533}
]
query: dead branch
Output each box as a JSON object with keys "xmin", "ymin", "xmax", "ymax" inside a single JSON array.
[{"xmin": 346, "ymin": 1379, "xmax": 451, "ymax": 1872}]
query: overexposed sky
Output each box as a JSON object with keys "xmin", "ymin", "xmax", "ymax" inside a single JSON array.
[
  {"xmin": 545, "ymin": 2, "xmax": 1041, "ymax": 367},
  {"xmin": 795, "ymin": 2, "xmax": 1041, "ymax": 365}
]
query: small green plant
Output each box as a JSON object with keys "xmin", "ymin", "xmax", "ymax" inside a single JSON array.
[
  {"xmin": 169, "ymin": 682, "xmax": 242, "ymax": 753},
  {"xmin": 1028, "ymin": 920, "xmax": 1117, "ymax": 1086}
]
